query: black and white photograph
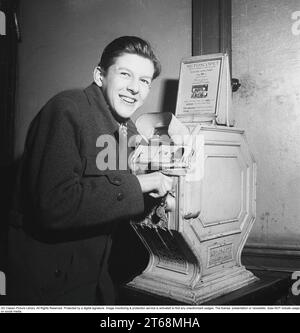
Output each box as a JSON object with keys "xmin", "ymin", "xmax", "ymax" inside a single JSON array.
[{"xmin": 0, "ymin": 0, "xmax": 300, "ymax": 321}]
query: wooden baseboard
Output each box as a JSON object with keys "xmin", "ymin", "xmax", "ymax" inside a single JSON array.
[{"xmin": 242, "ymin": 243, "xmax": 300, "ymax": 274}]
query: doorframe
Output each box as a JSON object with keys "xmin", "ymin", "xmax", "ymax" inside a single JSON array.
[
  {"xmin": 0, "ymin": 0, "xmax": 19, "ymax": 166},
  {"xmin": 192, "ymin": 0, "xmax": 232, "ymax": 69}
]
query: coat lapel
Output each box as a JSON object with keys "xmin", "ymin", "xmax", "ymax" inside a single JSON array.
[{"xmin": 84, "ymin": 83, "xmax": 119, "ymax": 137}]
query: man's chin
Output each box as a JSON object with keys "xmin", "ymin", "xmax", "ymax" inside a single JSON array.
[{"xmin": 119, "ymin": 106, "xmax": 138, "ymax": 118}]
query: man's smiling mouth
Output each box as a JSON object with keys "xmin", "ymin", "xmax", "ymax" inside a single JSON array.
[{"xmin": 119, "ymin": 95, "xmax": 137, "ymax": 104}]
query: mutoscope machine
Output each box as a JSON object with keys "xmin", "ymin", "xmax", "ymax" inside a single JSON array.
[{"xmin": 127, "ymin": 54, "xmax": 257, "ymax": 304}]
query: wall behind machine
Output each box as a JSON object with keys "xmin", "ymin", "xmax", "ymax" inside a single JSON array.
[{"xmin": 232, "ymin": 0, "xmax": 300, "ymax": 256}]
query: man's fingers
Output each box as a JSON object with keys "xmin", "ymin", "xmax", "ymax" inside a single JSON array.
[{"xmin": 149, "ymin": 192, "xmax": 160, "ymax": 198}]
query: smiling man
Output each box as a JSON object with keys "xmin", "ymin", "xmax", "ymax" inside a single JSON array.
[
  {"xmin": 8, "ymin": 36, "xmax": 173, "ymax": 305},
  {"xmin": 95, "ymin": 53, "xmax": 154, "ymax": 120}
]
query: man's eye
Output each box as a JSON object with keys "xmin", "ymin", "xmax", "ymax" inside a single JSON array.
[
  {"xmin": 120, "ymin": 72, "xmax": 130, "ymax": 77},
  {"xmin": 141, "ymin": 79, "xmax": 151, "ymax": 87}
]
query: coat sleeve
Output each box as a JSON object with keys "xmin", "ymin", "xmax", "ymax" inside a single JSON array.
[{"xmin": 24, "ymin": 95, "xmax": 145, "ymax": 231}]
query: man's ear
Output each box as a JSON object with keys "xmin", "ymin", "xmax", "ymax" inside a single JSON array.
[{"xmin": 93, "ymin": 66, "xmax": 103, "ymax": 87}]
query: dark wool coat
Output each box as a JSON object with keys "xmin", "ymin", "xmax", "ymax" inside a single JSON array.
[{"xmin": 8, "ymin": 83, "xmax": 145, "ymax": 304}]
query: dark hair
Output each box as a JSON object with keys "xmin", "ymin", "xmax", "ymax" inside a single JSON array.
[{"xmin": 99, "ymin": 36, "xmax": 161, "ymax": 79}]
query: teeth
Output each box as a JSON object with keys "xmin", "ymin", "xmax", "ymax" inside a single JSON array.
[{"xmin": 120, "ymin": 95, "xmax": 136, "ymax": 104}]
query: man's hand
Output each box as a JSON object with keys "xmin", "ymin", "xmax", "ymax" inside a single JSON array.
[{"xmin": 136, "ymin": 172, "xmax": 173, "ymax": 198}]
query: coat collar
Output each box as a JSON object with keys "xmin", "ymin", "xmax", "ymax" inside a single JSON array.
[{"xmin": 83, "ymin": 83, "xmax": 139, "ymax": 137}]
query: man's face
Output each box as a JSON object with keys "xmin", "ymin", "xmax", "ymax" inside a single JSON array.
[{"xmin": 100, "ymin": 53, "xmax": 155, "ymax": 120}]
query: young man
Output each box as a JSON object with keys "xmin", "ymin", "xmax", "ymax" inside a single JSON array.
[{"xmin": 8, "ymin": 36, "xmax": 173, "ymax": 305}]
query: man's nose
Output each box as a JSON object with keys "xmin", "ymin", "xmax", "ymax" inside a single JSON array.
[{"xmin": 127, "ymin": 78, "xmax": 139, "ymax": 94}]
